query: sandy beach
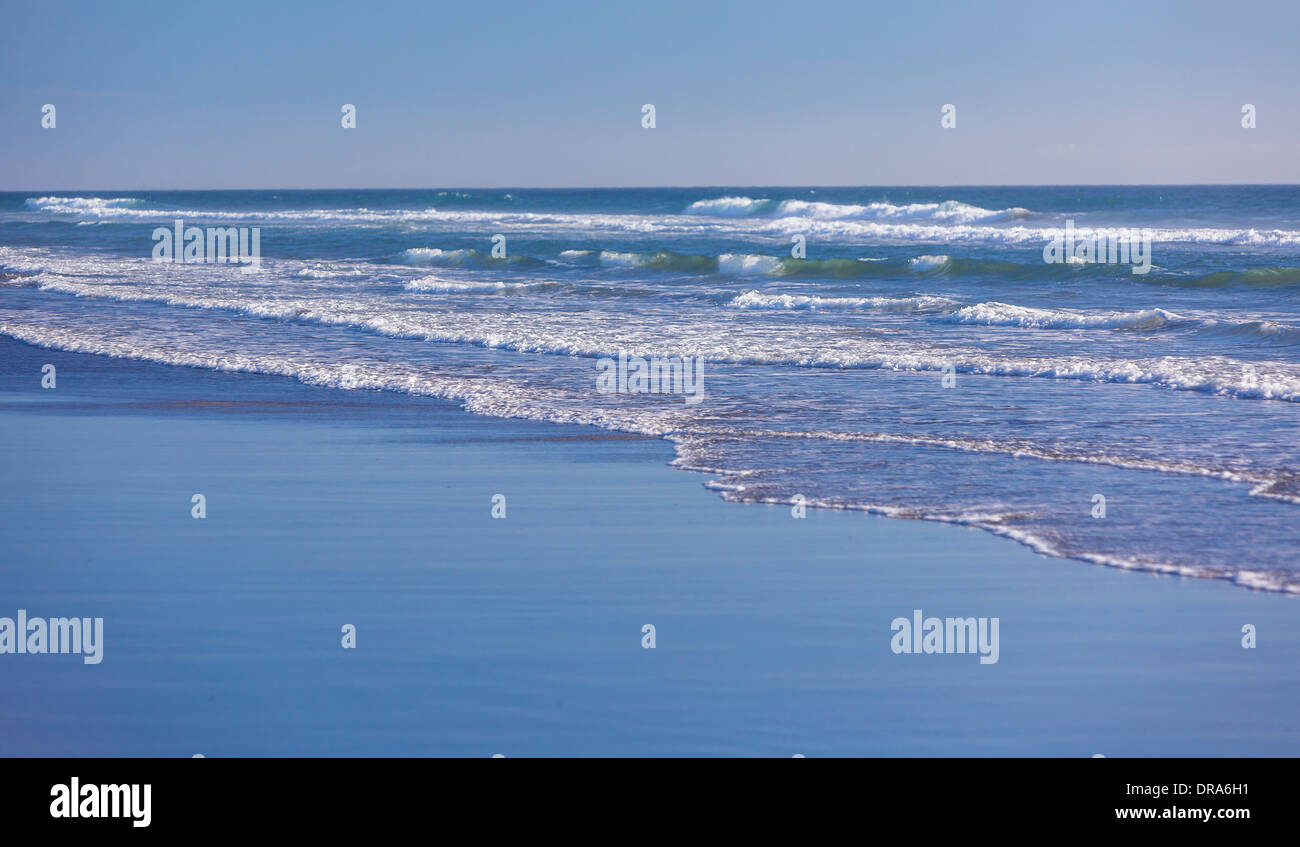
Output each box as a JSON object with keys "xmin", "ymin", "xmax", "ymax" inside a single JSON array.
[{"xmin": 2, "ymin": 336, "xmax": 1295, "ymax": 757}]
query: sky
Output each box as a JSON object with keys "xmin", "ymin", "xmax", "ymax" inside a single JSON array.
[{"xmin": 1, "ymin": 0, "xmax": 1297, "ymax": 189}]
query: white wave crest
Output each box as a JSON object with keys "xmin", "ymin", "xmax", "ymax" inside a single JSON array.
[
  {"xmin": 944, "ymin": 302, "xmax": 1181, "ymax": 330},
  {"xmin": 397, "ymin": 248, "xmax": 474, "ymax": 266},
  {"xmin": 597, "ymin": 250, "xmax": 646, "ymax": 267},
  {"xmin": 908, "ymin": 254, "xmax": 951, "ymax": 271},
  {"xmin": 24, "ymin": 196, "xmax": 145, "ymax": 216},
  {"xmin": 717, "ymin": 253, "xmax": 782, "ymax": 275},
  {"xmin": 404, "ymin": 276, "xmax": 539, "ymax": 293},
  {"xmin": 728, "ymin": 290, "xmax": 954, "ymax": 311},
  {"xmin": 294, "ymin": 265, "xmax": 370, "ymax": 279},
  {"xmin": 685, "ymin": 196, "xmax": 1030, "ymax": 223},
  {"xmin": 684, "ymin": 196, "xmax": 774, "ymax": 216},
  {"xmin": 774, "ymin": 199, "xmax": 1031, "ymax": 223}
]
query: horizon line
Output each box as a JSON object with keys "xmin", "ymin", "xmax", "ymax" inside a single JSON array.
[{"xmin": 3, "ymin": 182, "xmax": 1300, "ymax": 193}]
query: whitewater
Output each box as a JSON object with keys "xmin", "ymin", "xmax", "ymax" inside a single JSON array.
[{"xmin": 3, "ymin": 186, "xmax": 1299, "ymax": 593}]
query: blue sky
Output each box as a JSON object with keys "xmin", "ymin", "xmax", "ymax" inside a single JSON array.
[{"xmin": 1, "ymin": 0, "xmax": 1297, "ymax": 188}]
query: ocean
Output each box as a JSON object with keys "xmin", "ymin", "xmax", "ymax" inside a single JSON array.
[{"xmin": 2, "ymin": 186, "xmax": 1298, "ymax": 593}]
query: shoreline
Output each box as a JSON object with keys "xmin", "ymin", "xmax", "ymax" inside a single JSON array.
[
  {"xmin": 8, "ymin": 318, "xmax": 1294, "ymax": 598},
  {"xmin": 1, "ymin": 335, "xmax": 1297, "ymax": 756}
]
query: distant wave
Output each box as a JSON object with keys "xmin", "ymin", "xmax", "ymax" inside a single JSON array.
[
  {"xmin": 24, "ymin": 196, "xmax": 146, "ymax": 215},
  {"xmin": 739, "ymin": 218, "xmax": 1300, "ymax": 247},
  {"xmin": 728, "ymin": 290, "xmax": 955, "ymax": 312},
  {"xmin": 717, "ymin": 253, "xmax": 783, "ymax": 276},
  {"xmin": 396, "ymin": 247, "xmax": 541, "ymax": 268},
  {"xmin": 943, "ymin": 301, "xmax": 1181, "ymax": 331},
  {"xmin": 10, "ymin": 243, "xmax": 1299, "ymax": 347},
  {"xmin": 1206, "ymin": 318, "xmax": 1300, "ymax": 344},
  {"xmin": 729, "ymin": 293, "xmax": 1300, "ymax": 342},
  {"xmin": 404, "ymin": 276, "xmax": 558, "ymax": 293},
  {"xmin": 20, "ymin": 273, "xmax": 1300, "ymax": 402},
  {"xmin": 682, "ymin": 197, "xmax": 779, "ymax": 216},
  {"xmin": 685, "ymin": 196, "xmax": 1033, "ymax": 223},
  {"xmin": 941, "ymin": 301, "xmax": 1300, "ymax": 342},
  {"xmin": 25, "ymin": 195, "xmax": 447, "ymax": 224},
  {"xmin": 1166, "ymin": 267, "xmax": 1300, "ymax": 288},
  {"xmin": 21, "ymin": 237, "xmax": 1271, "ymax": 287},
  {"xmin": 554, "ymin": 249, "xmax": 1300, "ymax": 284},
  {"xmin": 294, "ymin": 265, "xmax": 371, "ymax": 279},
  {"xmin": 398, "ymin": 248, "xmax": 474, "ymax": 265},
  {"xmin": 589, "ymin": 250, "xmax": 719, "ymax": 272},
  {"xmin": 558, "ymin": 248, "xmax": 1023, "ymax": 279},
  {"xmin": 587, "ymin": 249, "xmax": 984, "ymax": 278},
  {"xmin": 908, "ymin": 254, "xmax": 950, "ymax": 271},
  {"xmin": 22, "ymin": 195, "xmax": 1300, "ymax": 247}
]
